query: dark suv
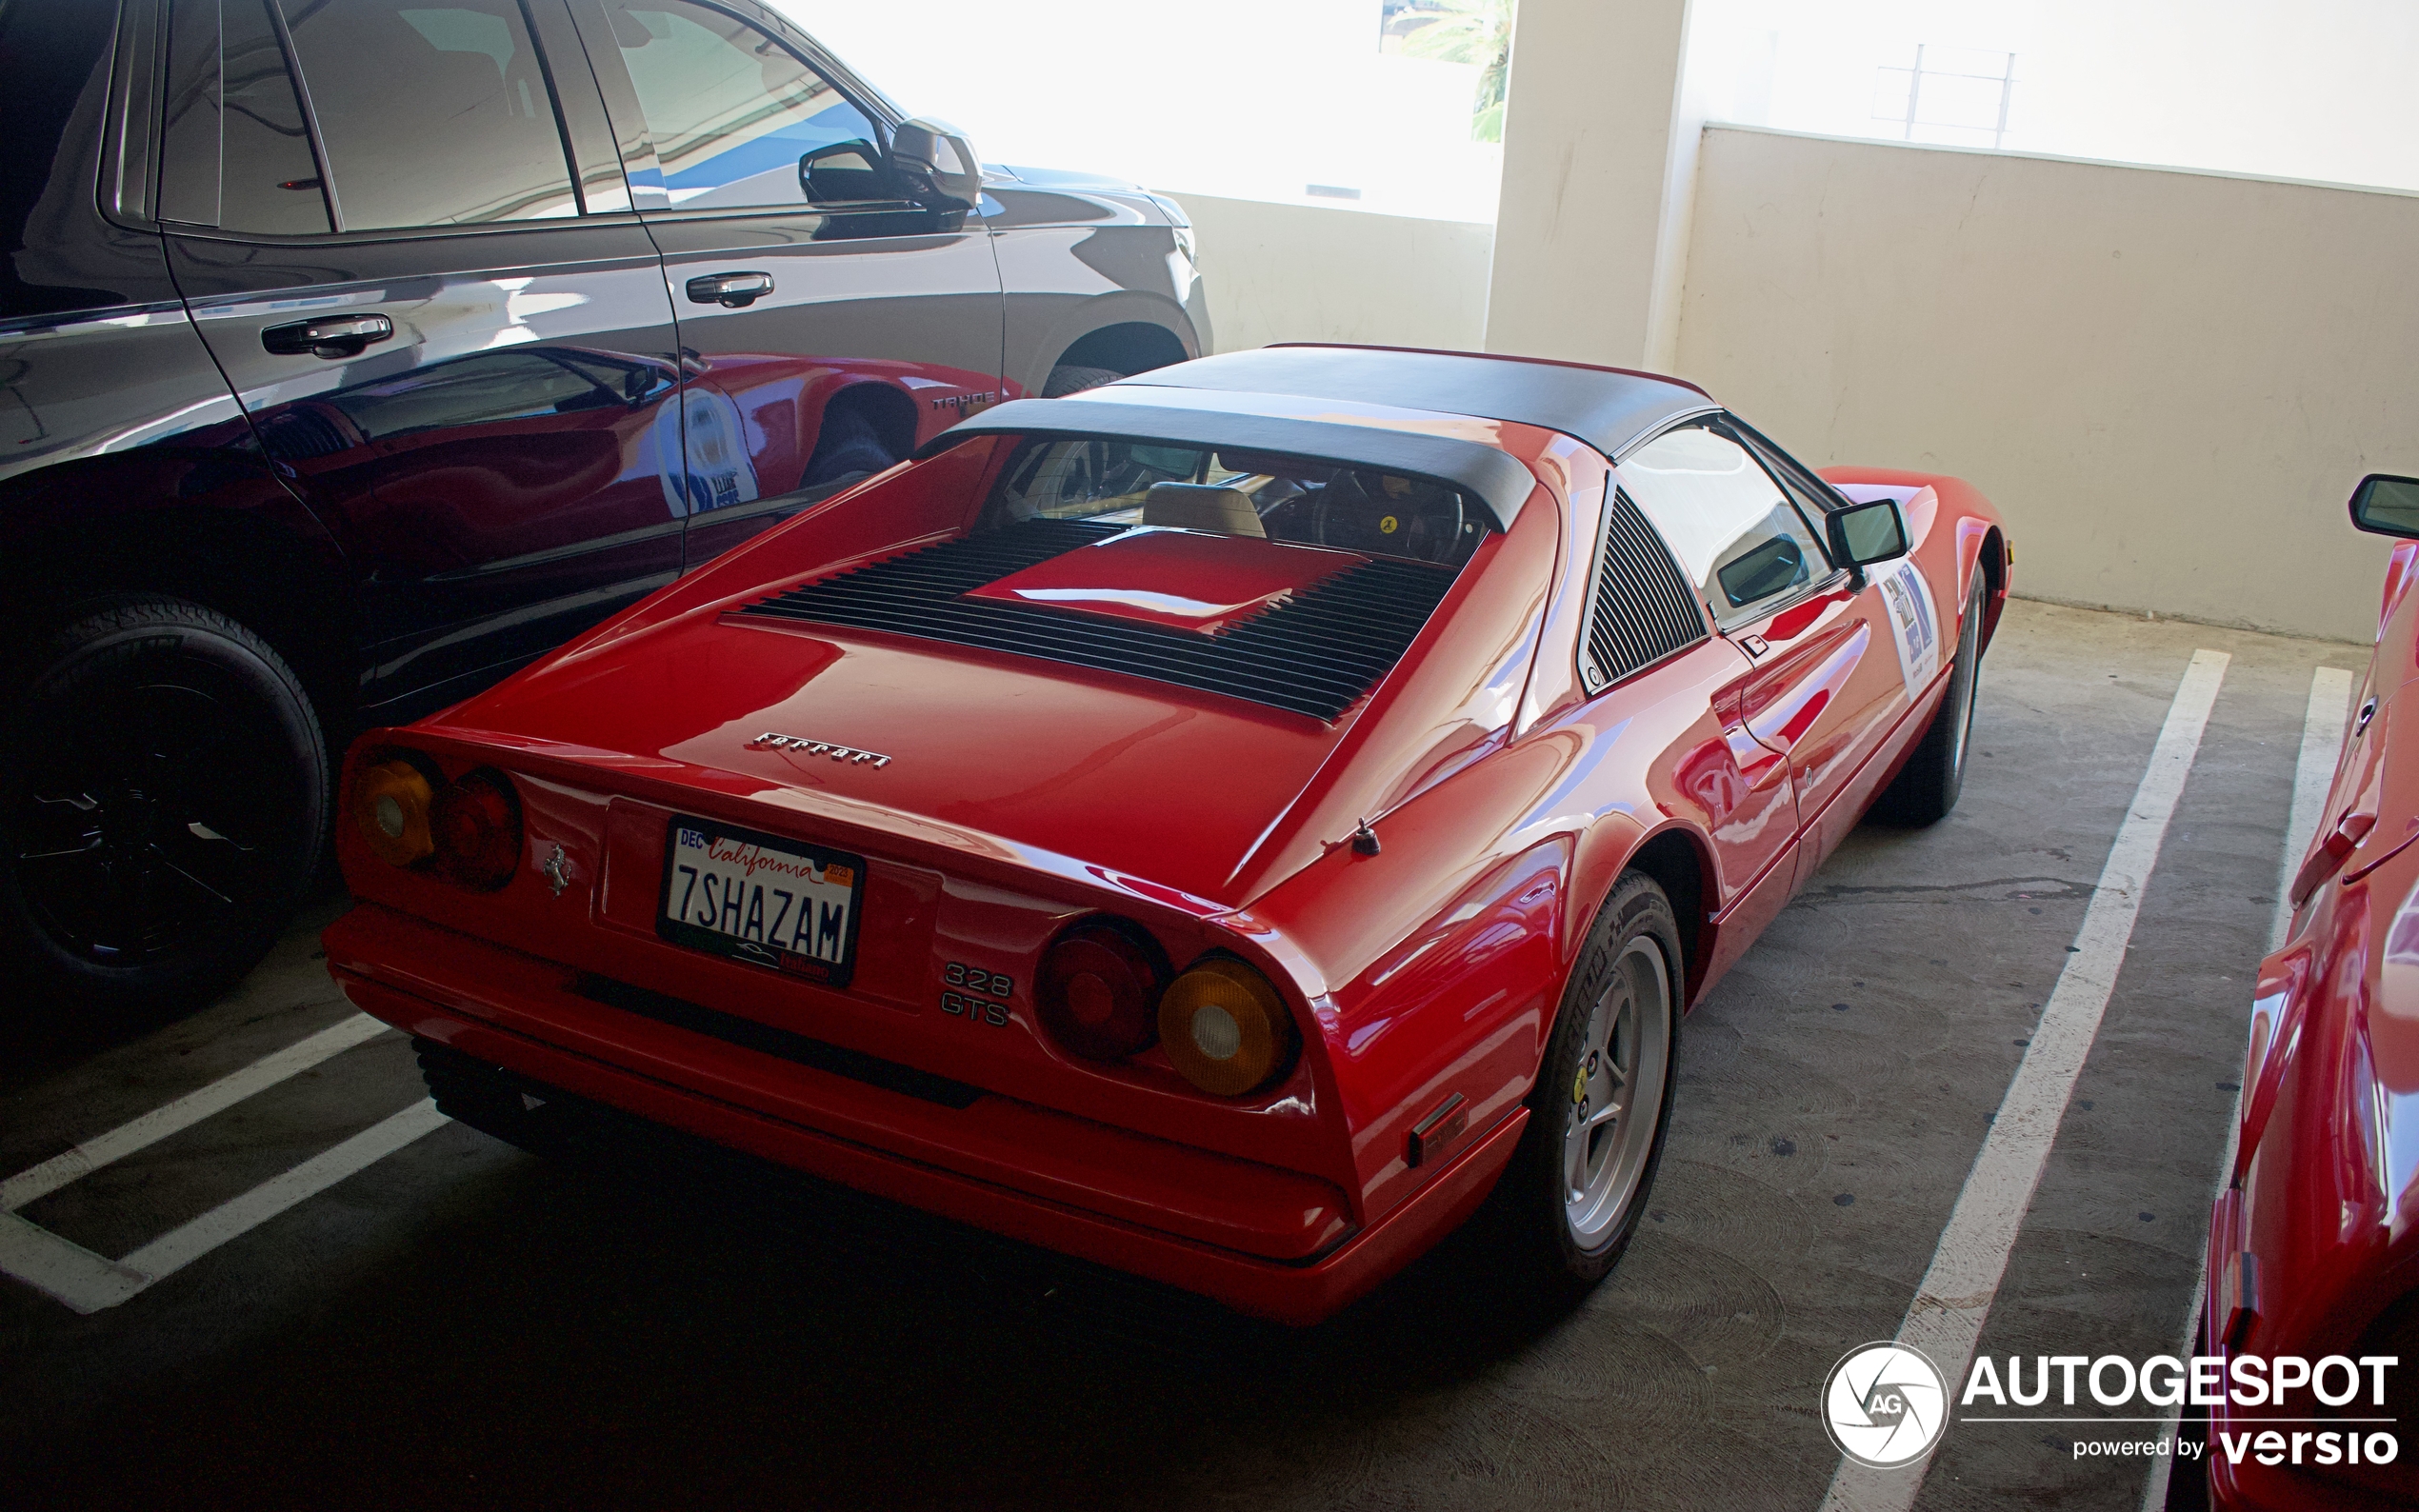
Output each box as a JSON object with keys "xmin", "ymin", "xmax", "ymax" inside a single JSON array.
[{"xmin": 0, "ymin": 0, "xmax": 1207, "ymax": 1017}]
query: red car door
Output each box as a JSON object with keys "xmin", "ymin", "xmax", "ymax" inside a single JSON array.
[{"xmin": 1620, "ymin": 422, "xmax": 1915, "ymax": 877}]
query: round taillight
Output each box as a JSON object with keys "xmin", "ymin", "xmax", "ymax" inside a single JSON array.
[
  {"xmin": 1037, "ymin": 920, "xmax": 1165, "ymax": 1060},
  {"xmin": 354, "ymin": 758, "xmax": 435, "ymax": 867},
  {"xmin": 430, "ymin": 768, "xmax": 522, "ymax": 890},
  {"xmin": 1159, "ymin": 956, "xmax": 1298, "ymax": 1097}
]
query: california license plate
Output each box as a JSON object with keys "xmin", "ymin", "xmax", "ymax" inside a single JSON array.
[{"xmin": 658, "ymin": 818, "xmax": 865, "ymax": 986}]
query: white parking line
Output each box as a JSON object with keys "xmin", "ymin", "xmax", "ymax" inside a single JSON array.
[
  {"xmin": 2, "ymin": 1012, "xmax": 391, "ymax": 1211},
  {"xmin": 120, "ymin": 1099, "xmax": 449, "ymax": 1286},
  {"xmin": 2139, "ymin": 663, "xmax": 2355, "ymax": 1512},
  {"xmin": 1820, "ymin": 648, "xmax": 2229, "ymax": 1512},
  {"xmin": 0, "ymin": 1011, "xmax": 450, "ymax": 1315},
  {"xmin": 0, "ymin": 1210, "xmax": 149, "ymax": 1312},
  {"xmin": 0, "ymin": 1100, "xmax": 448, "ymax": 1315}
]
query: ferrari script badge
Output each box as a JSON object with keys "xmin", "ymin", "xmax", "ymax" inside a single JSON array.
[{"xmin": 747, "ymin": 732, "xmax": 891, "ymax": 768}]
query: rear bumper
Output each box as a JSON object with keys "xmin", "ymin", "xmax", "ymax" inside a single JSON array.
[{"xmin": 325, "ymin": 905, "xmax": 1522, "ymax": 1324}]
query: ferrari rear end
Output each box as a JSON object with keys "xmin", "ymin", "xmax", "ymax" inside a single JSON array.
[{"xmin": 323, "ymin": 385, "xmax": 1570, "ymax": 1323}]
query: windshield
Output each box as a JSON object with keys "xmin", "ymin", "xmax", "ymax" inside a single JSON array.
[{"xmin": 985, "ymin": 435, "xmax": 1482, "ymax": 567}]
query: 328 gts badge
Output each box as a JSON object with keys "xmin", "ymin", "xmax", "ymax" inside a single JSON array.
[{"xmin": 941, "ymin": 961, "xmax": 1012, "ymax": 1025}]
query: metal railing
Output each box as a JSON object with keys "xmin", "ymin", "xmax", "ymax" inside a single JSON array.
[{"xmin": 1875, "ymin": 45, "xmax": 2018, "ymax": 149}]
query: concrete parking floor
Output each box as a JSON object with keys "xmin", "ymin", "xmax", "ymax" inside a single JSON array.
[{"xmin": 0, "ymin": 600, "xmax": 2363, "ymax": 1511}]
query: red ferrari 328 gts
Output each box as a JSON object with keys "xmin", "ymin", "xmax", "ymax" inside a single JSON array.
[
  {"xmin": 2202, "ymin": 473, "xmax": 2419, "ymax": 1508},
  {"xmin": 324, "ymin": 346, "xmax": 2010, "ymax": 1323}
]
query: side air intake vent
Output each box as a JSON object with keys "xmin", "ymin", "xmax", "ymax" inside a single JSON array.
[
  {"xmin": 737, "ymin": 519, "xmax": 1456, "ymax": 722},
  {"xmin": 1583, "ymin": 488, "xmax": 1708, "ymax": 689}
]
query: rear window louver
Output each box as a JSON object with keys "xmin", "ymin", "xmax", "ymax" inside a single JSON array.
[
  {"xmin": 736, "ymin": 518, "xmax": 1457, "ymax": 722},
  {"xmin": 1582, "ymin": 488, "xmax": 1709, "ymax": 689}
]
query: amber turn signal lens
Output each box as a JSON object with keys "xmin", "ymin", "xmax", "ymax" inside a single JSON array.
[
  {"xmin": 1159, "ymin": 957, "xmax": 1298, "ymax": 1097},
  {"xmin": 430, "ymin": 768, "xmax": 522, "ymax": 891},
  {"xmin": 355, "ymin": 759, "xmax": 435, "ymax": 866},
  {"xmin": 1037, "ymin": 920, "xmax": 1165, "ymax": 1060}
]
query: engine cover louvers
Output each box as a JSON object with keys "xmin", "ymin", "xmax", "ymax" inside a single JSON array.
[
  {"xmin": 1583, "ymin": 488, "xmax": 1709, "ymax": 689},
  {"xmin": 736, "ymin": 520, "xmax": 1458, "ymax": 722}
]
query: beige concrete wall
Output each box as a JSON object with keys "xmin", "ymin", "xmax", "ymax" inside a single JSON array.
[
  {"xmin": 1674, "ymin": 127, "xmax": 2419, "ymax": 645},
  {"xmin": 1162, "ymin": 192, "xmax": 1493, "ymax": 355}
]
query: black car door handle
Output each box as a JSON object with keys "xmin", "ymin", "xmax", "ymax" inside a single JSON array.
[
  {"xmin": 686, "ymin": 271, "xmax": 774, "ymax": 308},
  {"xmin": 261, "ymin": 313, "xmax": 394, "ymax": 359}
]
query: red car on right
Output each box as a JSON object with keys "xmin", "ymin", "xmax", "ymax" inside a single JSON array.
[{"xmin": 2204, "ymin": 473, "xmax": 2419, "ymax": 1507}]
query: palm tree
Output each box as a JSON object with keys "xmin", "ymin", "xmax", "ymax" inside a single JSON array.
[{"xmin": 1400, "ymin": 0, "xmax": 1514, "ymax": 143}]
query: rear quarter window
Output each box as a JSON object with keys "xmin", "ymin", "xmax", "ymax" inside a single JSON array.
[{"xmin": 0, "ymin": 0, "xmax": 123, "ymax": 319}]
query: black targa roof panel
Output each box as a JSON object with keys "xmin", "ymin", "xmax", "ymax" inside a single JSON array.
[
  {"xmin": 1112, "ymin": 346, "xmax": 1715, "ymax": 463},
  {"xmin": 915, "ymin": 395, "xmax": 1542, "ymax": 530}
]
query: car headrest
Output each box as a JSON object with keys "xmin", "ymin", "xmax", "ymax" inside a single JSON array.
[{"xmin": 1142, "ymin": 483, "xmax": 1265, "ymax": 538}]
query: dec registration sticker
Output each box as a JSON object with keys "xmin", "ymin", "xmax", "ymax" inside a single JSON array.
[{"xmin": 658, "ymin": 819, "xmax": 866, "ymax": 986}]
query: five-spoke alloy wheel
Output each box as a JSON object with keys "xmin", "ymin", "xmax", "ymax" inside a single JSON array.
[
  {"xmin": 1494, "ymin": 870, "xmax": 1683, "ymax": 1294},
  {"xmin": 1561, "ymin": 933, "xmax": 1672, "ymax": 1247}
]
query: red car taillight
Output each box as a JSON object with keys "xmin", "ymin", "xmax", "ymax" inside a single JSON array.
[
  {"xmin": 1160, "ymin": 956, "xmax": 1299, "ymax": 1097},
  {"xmin": 430, "ymin": 768, "xmax": 522, "ymax": 890},
  {"xmin": 1039, "ymin": 923, "xmax": 1300, "ymax": 1098},
  {"xmin": 1037, "ymin": 919, "xmax": 1166, "ymax": 1060},
  {"xmin": 354, "ymin": 750, "xmax": 522, "ymax": 890},
  {"xmin": 353, "ymin": 758, "xmax": 436, "ymax": 867}
]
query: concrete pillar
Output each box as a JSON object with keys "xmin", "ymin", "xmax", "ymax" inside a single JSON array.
[{"xmin": 1484, "ymin": 0, "xmax": 1704, "ymax": 371}]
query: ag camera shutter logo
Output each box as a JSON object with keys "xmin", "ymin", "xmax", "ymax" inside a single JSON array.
[{"xmin": 1824, "ymin": 1342, "xmax": 1949, "ymax": 1469}]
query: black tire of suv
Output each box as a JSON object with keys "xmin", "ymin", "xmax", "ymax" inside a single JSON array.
[
  {"xmin": 1870, "ymin": 575, "xmax": 1988, "ymax": 826},
  {"xmin": 800, "ymin": 403, "xmax": 899, "ymax": 488},
  {"xmin": 1484, "ymin": 872, "xmax": 1683, "ymax": 1303},
  {"xmin": 1042, "ymin": 364, "xmax": 1127, "ymax": 397},
  {"xmin": 0, "ymin": 596, "xmax": 328, "ymax": 1021}
]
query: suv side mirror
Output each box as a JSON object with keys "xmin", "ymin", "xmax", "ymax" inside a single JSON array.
[
  {"xmin": 1826, "ymin": 496, "xmax": 1909, "ymax": 587},
  {"xmin": 800, "ymin": 139, "xmax": 891, "ymax": 205},
  {"xmin": 890, "ymin": 117, "xmax": 983, "ymax": 213},
  {"xmin": 2350, "ymin": 474, "xmax": 2419, "ymax": 538}
]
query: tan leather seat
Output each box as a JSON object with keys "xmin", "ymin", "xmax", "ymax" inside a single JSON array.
[{"xmin": 1142, "ymin": 482, "xmax": 1265, "ymax": 538}]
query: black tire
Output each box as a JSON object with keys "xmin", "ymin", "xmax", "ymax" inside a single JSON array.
[
  {"xmin": 801, "ymin": 403, "xmax": 900, "ymax": 488},
  {"xmin": 1042, "ymin": 364, "xmax": 1127, "ymax": 398},
  {"xmin": 1870, "ymin": 574, "xmax": 1987, "ymax": 826},
  {"xmin": 0, "ymin": 596, "xmax": 328, "ymax": 1019},
  {"xmin": 1489, "ymin": 871, "xmax": 1683, "ymax": 1296}
]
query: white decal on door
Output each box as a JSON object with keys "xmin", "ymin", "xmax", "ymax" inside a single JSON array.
[
  {"xmin": 1876, "ymin": 558, "xmax": 1940, "ymax": 702},
  {"xmin": 656, "ymin": 388, "xmax": 761, "ymax": 519}
]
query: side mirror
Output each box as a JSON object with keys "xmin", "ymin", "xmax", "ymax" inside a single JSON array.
[
  {"xmin": 2349, "ymin": 474, "xmax": 2419, "ymax": 539},
  {"xmin": 890, "ymin": 116, "xmax": 983, "ymax": 213},
  {"xmin": 1825, "ymin": 497, "xmax": 1909, "ymax": 587},
  {"xmin": 799, "ymin": 139, "xmax": 890, "ymax": 205}
]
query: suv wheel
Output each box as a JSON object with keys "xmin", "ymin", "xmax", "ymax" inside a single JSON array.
[
  {"xmin": 0, "ymin": 596, "xmax": 328, "ymax": 1019},
  {"xmin": 1043, "ymin": 364, "xmax": 1128, "ymax": 397},
  {"xmin": 801, "ymin": 403, "xmax": 900, "ymax": 488}
]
